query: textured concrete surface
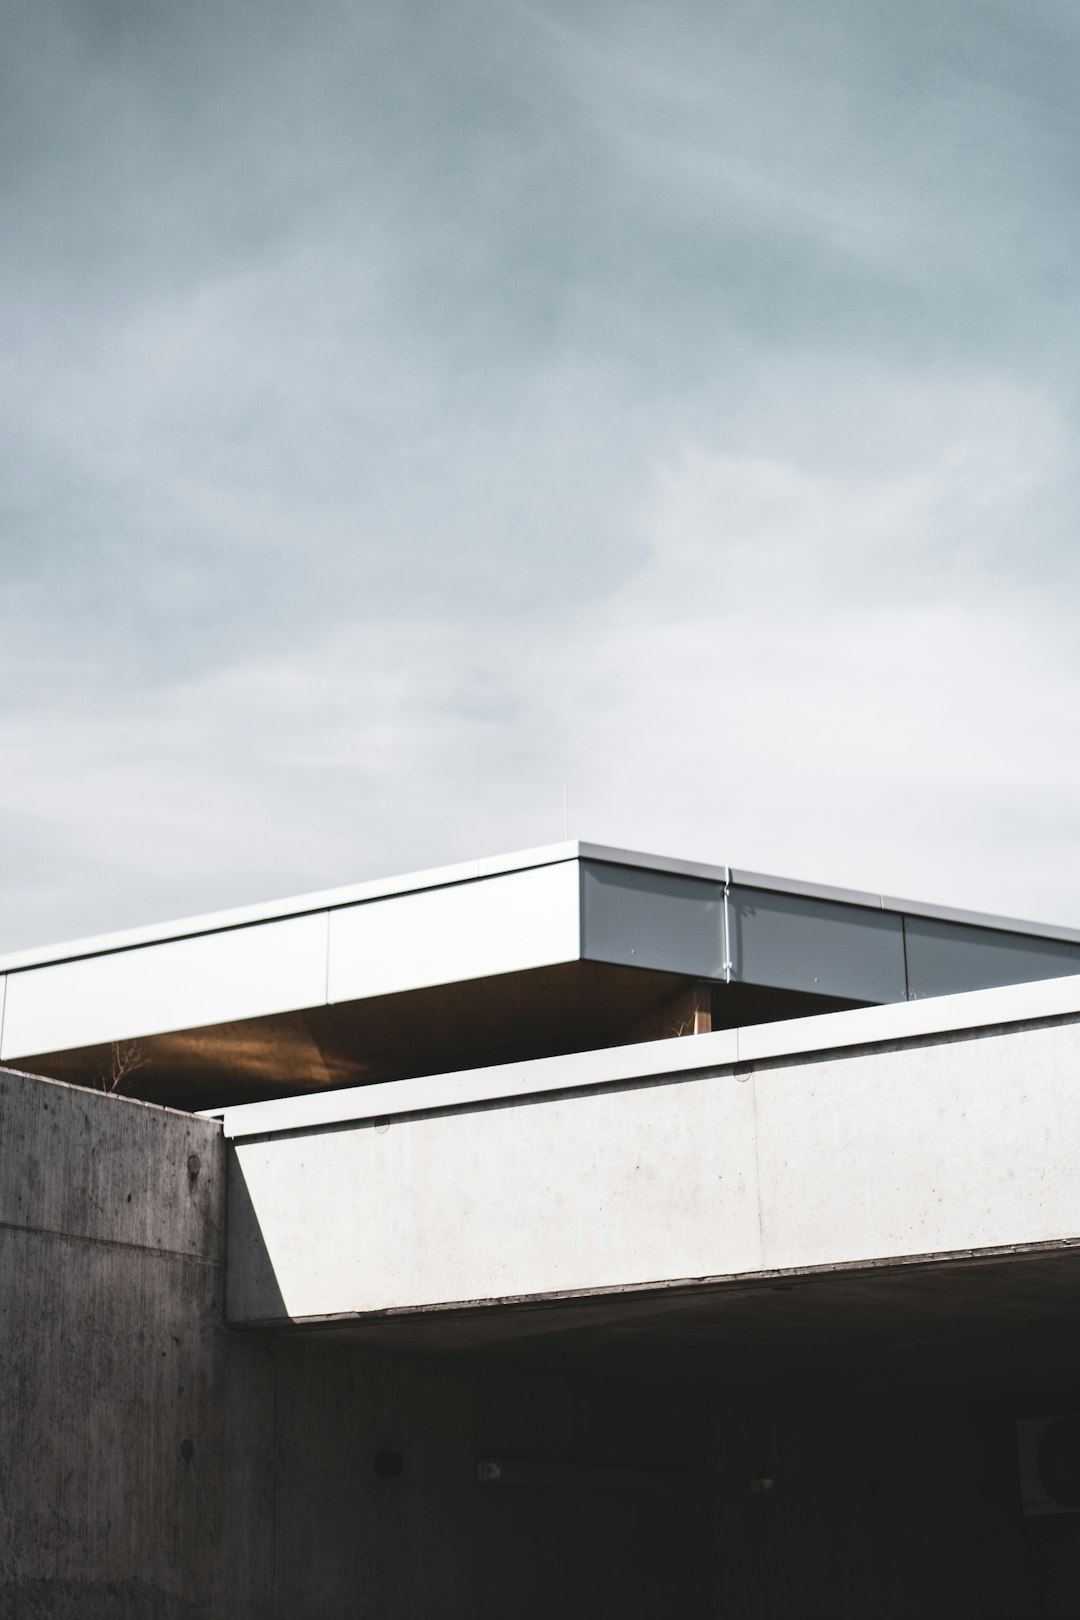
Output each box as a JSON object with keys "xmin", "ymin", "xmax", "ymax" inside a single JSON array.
[{"xmin": 0, "ymin": 1066, "xmax": 274, "ymax": 1619}]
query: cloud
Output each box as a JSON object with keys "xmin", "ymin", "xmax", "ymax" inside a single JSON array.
[
  {"xmin": 3, "ymin": 365, "xmax": 1077, "ymax": 949},
  {"xmin": 545, "ymin": 375, "xmax": 1080, "ymax": 919},
  {"xmin": 2, "ymin": 0, "xmax": 1080, "ymax": 948}
]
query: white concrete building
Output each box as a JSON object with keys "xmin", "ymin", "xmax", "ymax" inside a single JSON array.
[{"xmin": 4, "ymin": 843, "xmax": 1080, "ymax": 1616}]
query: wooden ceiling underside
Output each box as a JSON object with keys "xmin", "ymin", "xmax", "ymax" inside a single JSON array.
[{"xmin": 23, "ymin": 963, "xmax": 861, "ymax": 1111}]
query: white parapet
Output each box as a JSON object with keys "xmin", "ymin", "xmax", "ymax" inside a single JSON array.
[{"xmin": 224, "ymin": 975, "xmax": 1080, "ymax": 1325}]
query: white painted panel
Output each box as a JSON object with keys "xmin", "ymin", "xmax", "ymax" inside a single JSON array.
[
  {"xmin": 226, "ymin": 1013, "xmax": 1080, "ymax": 1325},
  {"xmin": 327, "ymin": 860, "xmax": 580, "ymax": 1003},
  {"xmin": 1, "ymin": 912, "xmax": 329, "ymax": 1060},
  {"xmin": 227, "ymin": 1072, "xmax": 761, "ymax": 1321},
  {"xmin": 0, "ymin": 975, "xmax": 6, "ymax": 1056},
  {"xmin": 753, "ymin": 1019, "xmax": 1080, "ymax": 1268}
]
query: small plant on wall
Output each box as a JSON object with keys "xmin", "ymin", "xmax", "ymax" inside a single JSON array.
[{"xmin": 93, "ymin": 1039, "xmax": 147, "ymax": 1096}]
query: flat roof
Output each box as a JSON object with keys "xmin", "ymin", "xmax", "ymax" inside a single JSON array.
[{"xmin": 2, "ymin": 839, "xmax": 1079, "ymax": 975}]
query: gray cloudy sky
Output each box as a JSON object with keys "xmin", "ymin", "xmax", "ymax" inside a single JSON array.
[{"xmin": 3, "ymin": 0, "xmax": 1080, "ymax": 950}]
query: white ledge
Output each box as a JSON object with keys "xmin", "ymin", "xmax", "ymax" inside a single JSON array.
[{"xmin": 206, "ymin": 970, "xmax": 1080, "ymax": 1140}]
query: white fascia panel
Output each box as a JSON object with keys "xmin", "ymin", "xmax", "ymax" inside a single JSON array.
[
  {"xmin": 327, "ymin": 859, "xmax": 581, "ymax": 1004},
  {"xmin": 227, "ymin": 1014, "xmax": 1080, "ymax": 1324},
  {"xmin": 227, "ymin": 1072, "xmax": 763, "ymax": 1320},
  {"xmin": 752, "ymin": 1019, "xmax": 1080, "ymax": 1270},
  {"xmin": 0, "ymin": 912, "xmax": 329, "ymax": 1061}
]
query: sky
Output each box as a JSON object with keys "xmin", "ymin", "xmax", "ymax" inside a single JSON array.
[{"xmin": 2, "ymin": 0, "xmax": 1080, "ymax": 951}]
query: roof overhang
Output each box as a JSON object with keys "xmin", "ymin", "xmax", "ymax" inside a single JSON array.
[{"xmin": 3, "ymin": 842, "xmax": 1080, "ymax": 1110}]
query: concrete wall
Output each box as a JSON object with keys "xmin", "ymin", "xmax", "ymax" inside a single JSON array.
[
  {"xmin": 269, "ymin": 1343, "xmax": 708, "ymax": 1620},
  {"xmin": 8, "ymin": 1061, "xmax": 1080, "ymax": 1619},
  {"xmin": 0, "ymin": 1063, "xmax": 710, "ymax": 1617},
  {"xmin": 230, "ymin": 1333, "xmax": 1080, "ymax": 1620},
  {"xmin": 0, "ymin": 1066, "xmax": 274, "ymax": 1619},
  {"xmin": 705, "ymin": 1392, "xmax": 1068, "ymax": 1620},
  {"xmin": 227, "ymin": 1014, "xmax": 1080, "ymax": 1325}
]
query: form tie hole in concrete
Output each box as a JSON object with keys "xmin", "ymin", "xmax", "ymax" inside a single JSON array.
[
  {"xmin": 187, "ymin": 1155, "xmax": 201, "ymax": 1177},
  {"xmin": 180, "ymin": 1439, "xmax": 195, "ymax": 1463},
  {"xmin": 374, "ymin": 1449, "xmax": 404, "ymax": 1480}
]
